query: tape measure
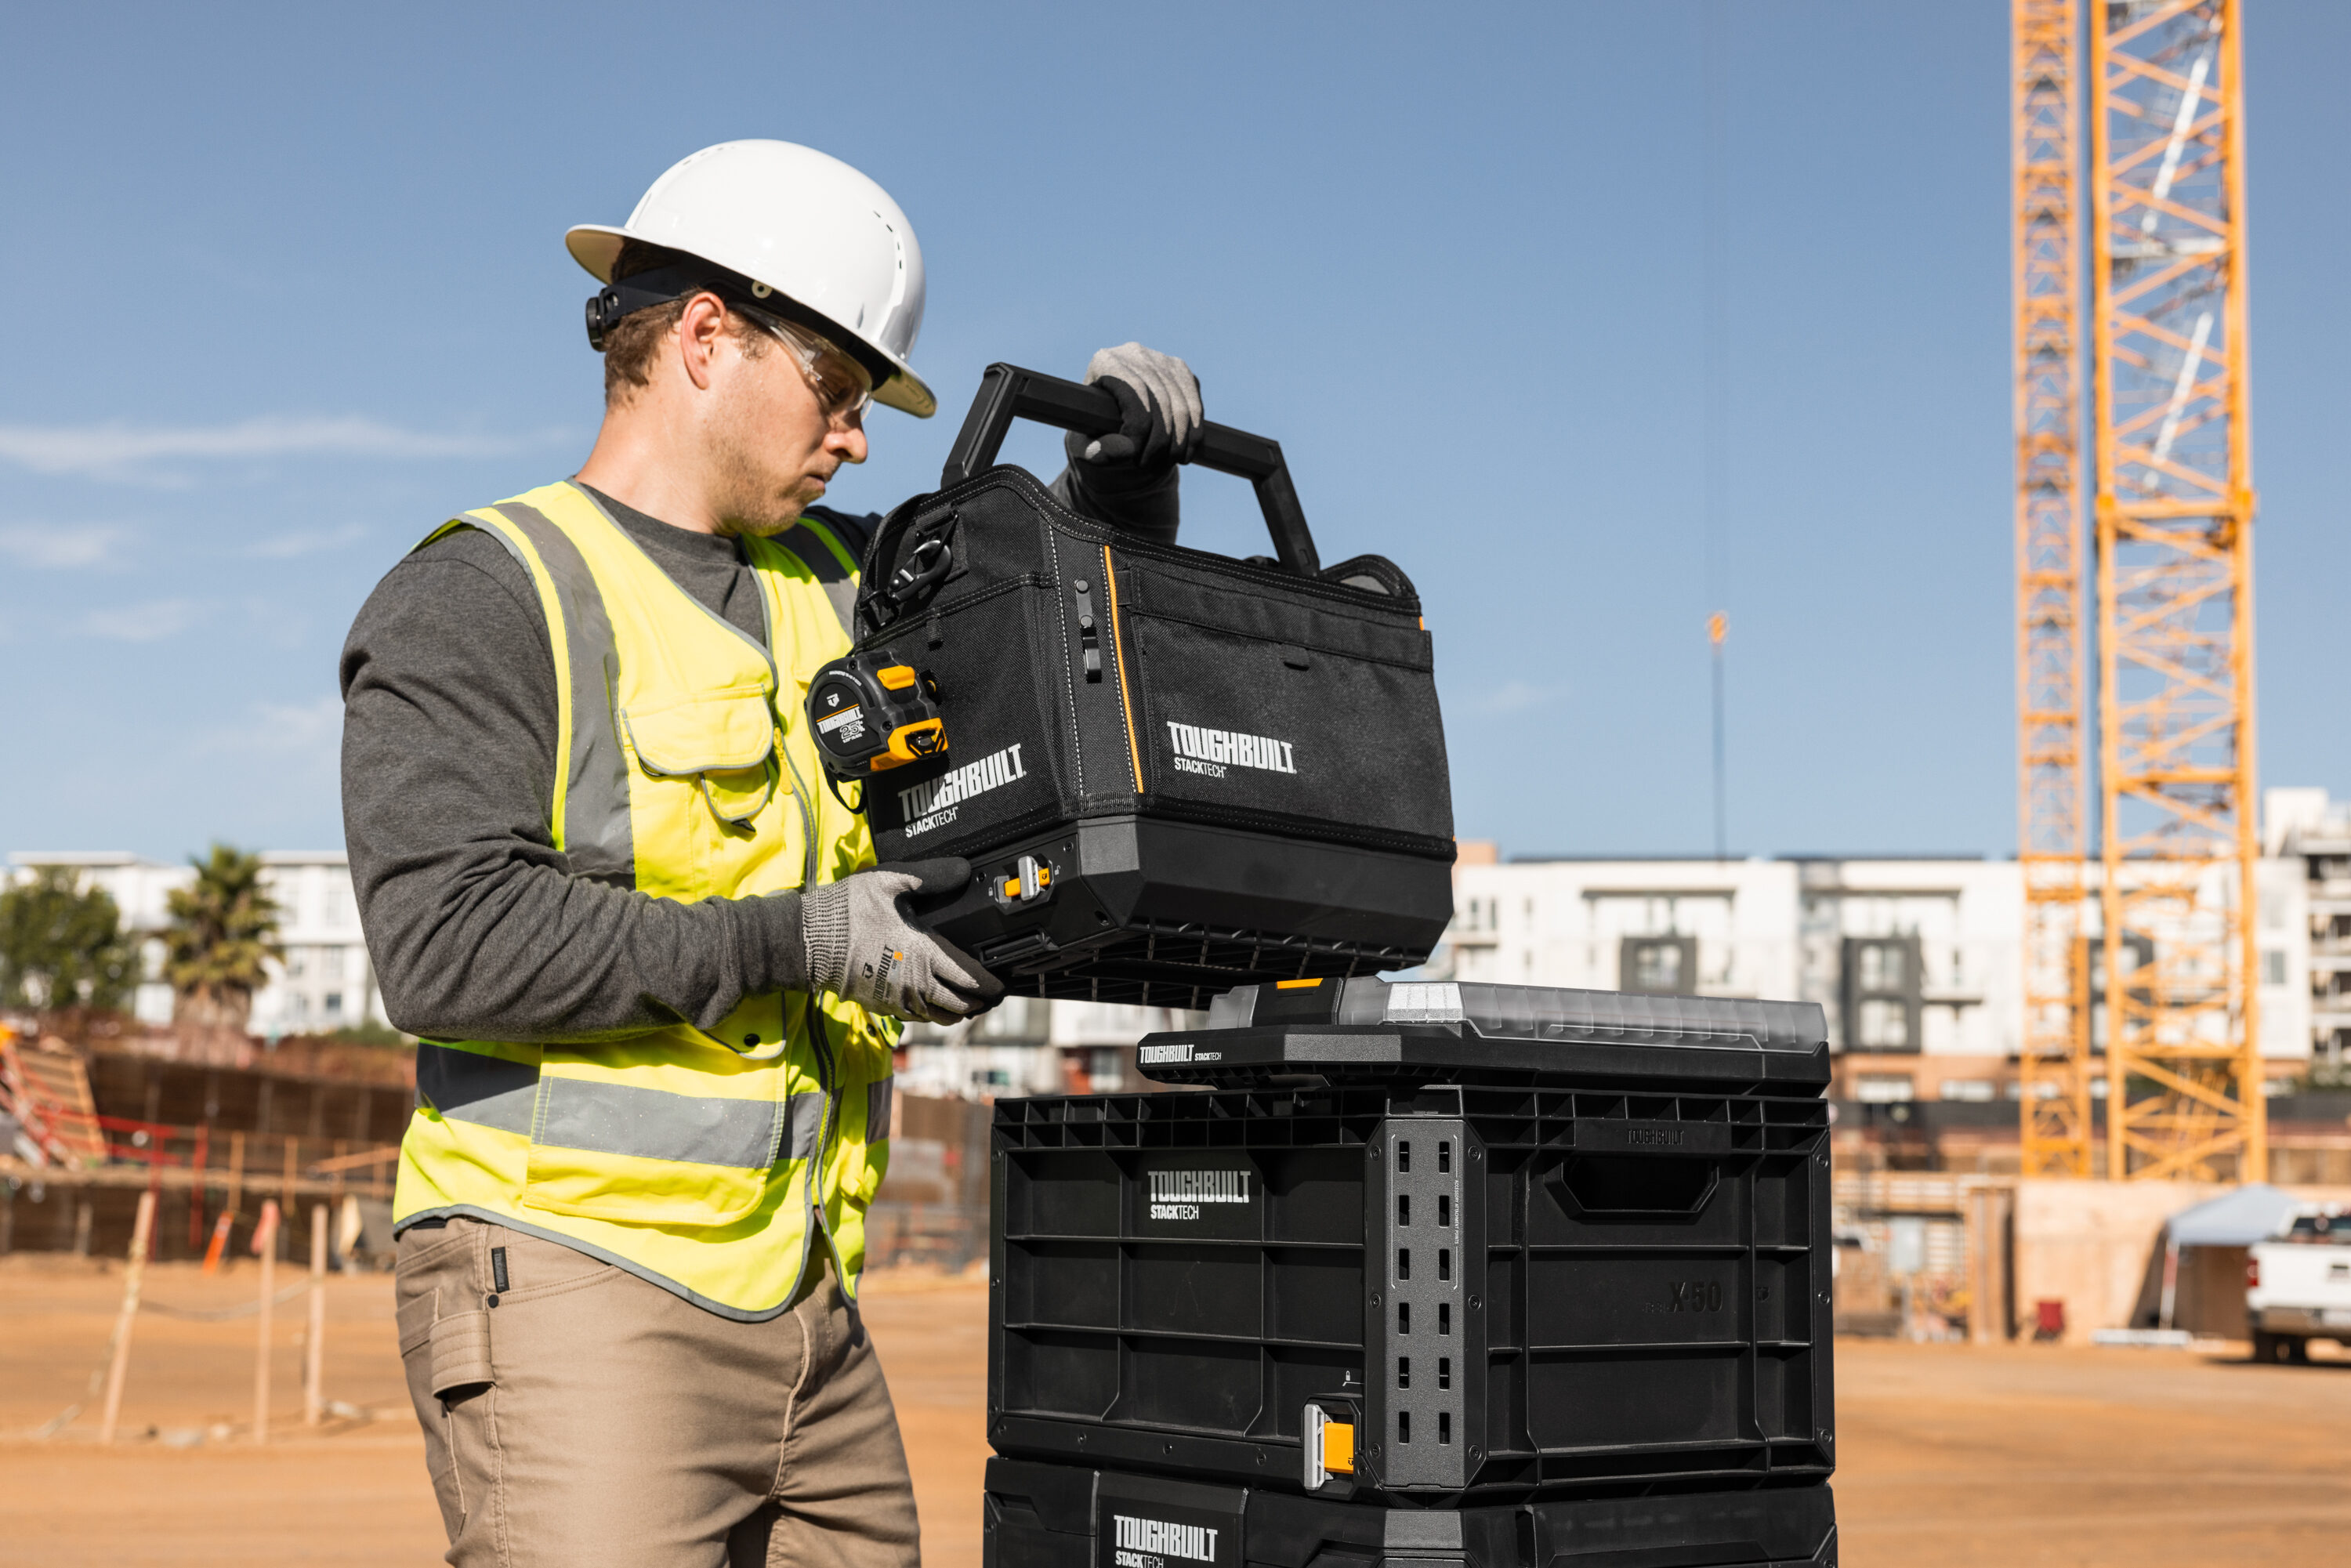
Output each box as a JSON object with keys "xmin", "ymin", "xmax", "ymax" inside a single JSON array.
[{"xmin": 806, "ymin": 651, "xmax": 947, "ymax": 785}]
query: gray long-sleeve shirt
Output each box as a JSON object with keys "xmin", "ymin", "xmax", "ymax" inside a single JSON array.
[{"xmin": 341, "ymin": 465, "xmax": 1172, "ymax": 1044}]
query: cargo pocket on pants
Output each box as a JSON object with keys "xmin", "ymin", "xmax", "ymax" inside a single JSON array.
[
  {"xmin": 397, "ymin": 1288, "xmax": 468, "ymax": 1540},
  {"xmin": 400, "ymin": 1292, "xmax": 497, "ymax": 1542}
]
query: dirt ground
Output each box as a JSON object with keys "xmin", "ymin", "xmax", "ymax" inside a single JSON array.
[{"xmin": 4, "ymin": 1256, "xmax": 2350, "ymax": 1566}]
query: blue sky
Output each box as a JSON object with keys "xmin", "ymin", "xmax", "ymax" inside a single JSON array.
[{"xmin": 2, "ymin": 1, "xmax": 2345, "ymax": 864}]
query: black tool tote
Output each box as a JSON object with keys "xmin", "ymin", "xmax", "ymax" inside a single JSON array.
[{"xmin": 842, "ymin": 364, "xmax": 1455, "ymax": 1008}]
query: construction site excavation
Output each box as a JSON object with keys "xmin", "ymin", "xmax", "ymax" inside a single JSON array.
[{"xmin": 16, "ymin": 2, "xmax": 2351, "ymax": 1566}]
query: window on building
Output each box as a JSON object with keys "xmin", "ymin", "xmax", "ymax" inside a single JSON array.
[
  {"xmin": 1454, "ymin": 897, "xmax": 1498, "ymax": 934},
  {"xmin": 285, "ymin": 947, "xmax": 308, "ymax": 979},
  {"xmin": 1856, "ymin": 998, "xmax": 1910, "ymax": 1050},
  {"xmin": 1939, "ymin": 1079, "xmax": 1996, "ymax": 1103},
  {"xmin": 1619, "ymin": 936, "xmax": 1697, "ymax": 996},
  {"xmin": 1842, "ymin": 936, "xmax": 1922, "ymax": 1053},
  {"xmin": 324, "ymin": 993, "xmax": 344, "ymax": 1017},
  {"xmin": 2262, "ymin": 949, "xmax": 2288, "ymax": 986},
  {"xmin": 1854, "ymin": 1074, "xmax": 1914, "ymax": 1103}
]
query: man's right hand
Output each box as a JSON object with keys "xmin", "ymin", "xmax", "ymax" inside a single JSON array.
[{"xmin": 799, "ymin": 860, "xmax": 1004, "ymax": 1023}]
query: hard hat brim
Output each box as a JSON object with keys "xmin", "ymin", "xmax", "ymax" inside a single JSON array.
[{"xmin": 564, "ymin": 223, "xmax": 936, "ymax": 418}]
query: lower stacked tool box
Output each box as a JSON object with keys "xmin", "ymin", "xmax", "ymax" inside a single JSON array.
[
  {"xmin": 984, "ymin": 979, "xmax": 1838, "ymax": 1566},
  {"xmin": 982, "ymin": 1457, "xmax": 1837, "ymax": 1568}
]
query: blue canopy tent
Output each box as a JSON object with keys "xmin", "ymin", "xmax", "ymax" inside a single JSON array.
[{"xmin": 2164, "ymin": 1183, "xmax": 2300, "ymax": 1248}]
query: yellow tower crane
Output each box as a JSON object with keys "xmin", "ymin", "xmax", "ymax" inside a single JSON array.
[
  {"xmin": 2014, "ymin": 0, "xmax": 2096, "ymax": 1177},
  {"xmin": 2091, "ymin": 0, "xmax": 2264, "ymax": 1180}
]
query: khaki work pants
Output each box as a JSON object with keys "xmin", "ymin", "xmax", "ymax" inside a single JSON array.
[{"xmin": 396, "ymin": 1216, "xmax": 920, "ymax": 1568}]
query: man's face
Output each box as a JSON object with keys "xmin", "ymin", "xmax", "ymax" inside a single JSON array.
[{"xmin": 700, "ymin": 305, "xmax": 870, "ymax": 538}]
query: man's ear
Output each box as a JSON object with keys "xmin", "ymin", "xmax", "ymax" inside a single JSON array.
[{"xmin": 677, "ymin": 292, "xmax": 730, "ymax": 393}]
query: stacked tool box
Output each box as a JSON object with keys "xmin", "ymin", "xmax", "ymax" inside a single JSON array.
[{"xmin": 984, "ymin": 978, "xmax": 1839, "ymax": 1567}]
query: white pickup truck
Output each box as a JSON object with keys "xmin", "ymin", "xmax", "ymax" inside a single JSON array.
[{"xmin": 2246, "ymin": 1206, "xmax": 2351, "ymax": 1363}]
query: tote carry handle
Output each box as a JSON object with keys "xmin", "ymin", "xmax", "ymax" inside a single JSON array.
[{"xmin": 938, "ymin": 362, "xmax": 1321, "ymax": 578}]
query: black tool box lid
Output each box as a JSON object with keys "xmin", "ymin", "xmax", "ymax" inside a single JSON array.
[{"xmin": 1136, "ymin": 978, "xmax": 1830, "ymax": 1091}]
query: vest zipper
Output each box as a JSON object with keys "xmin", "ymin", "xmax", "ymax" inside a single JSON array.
[
  {"xmin": 729, "ymin": 520, "xmax": 846, "ymax": 1293},
  {"xmin": 804, "ymin": 1000, "xmax": 847, "ymax": 1284}
]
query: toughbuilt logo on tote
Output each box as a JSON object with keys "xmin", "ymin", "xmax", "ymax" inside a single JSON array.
[
  {"xmin": 1148, "ymin": 1168, "xmax": 1252, "ymax": 1221},
  {"xmin": 1165, "ymin": 722, "xmax": 1297, "ymax": 780},
  {"xmin": 897, "ymin": 744, "xmax": 1027, "ymax": 836},
  {"xmin": 1111, "ymin": 1513, "xmax": 1222, "ymax": 1566}
]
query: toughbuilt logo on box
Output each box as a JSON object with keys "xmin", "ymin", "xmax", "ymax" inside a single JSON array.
[
  {"xmin": 896, "ymin": 744, "xmax": 1026, "ymax": 837},
  {"xmin": 1138, "ymin": 1043, "xmax": 1220, "ymax": 1065},
  {"xmin": 1165, "ymin": 722, "xmax": 1296, "ymax": 780},
  {"xmin": 1111, "ymin": 1513, "xmax": 1221, "ymax": 1567},
  {"xmin": 1147, "ymin": 1168, "xmax": 1251, "ymax": 1221}
]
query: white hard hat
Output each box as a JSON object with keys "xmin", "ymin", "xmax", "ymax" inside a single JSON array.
[{"xmin": 567, "ymin": 140, "xmax": 935, "ymax": 418}]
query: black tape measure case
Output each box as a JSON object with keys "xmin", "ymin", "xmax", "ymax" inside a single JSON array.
[{"xmin": 806, "ymin": 364, "xmax": 1456, "ymax": 1008}]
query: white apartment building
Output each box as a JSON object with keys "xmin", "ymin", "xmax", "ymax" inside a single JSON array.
[
  {"xmin": 2264, "ymin": 787, "xmax": 2351, "ymax": 1076},
  {"xmin": 1438, "ymin": 844, "xmax": 2313, "ymax": 1103},
  {"xmin": 16, "ymin": 807, "xmax": 2331, "ymax": 1096},
  {"xmin": 5, "ymin": 850, "xmax": 388, "ymax": 1034},
  {"xmin": 898, "ymin": 998, "xmax": 1204, "ymax": 1099}
]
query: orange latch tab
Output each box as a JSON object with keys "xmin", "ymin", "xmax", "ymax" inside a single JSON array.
[{"xmin": 1323, "ymin": 1421, "xmax": 1356, "ymax": 1475}]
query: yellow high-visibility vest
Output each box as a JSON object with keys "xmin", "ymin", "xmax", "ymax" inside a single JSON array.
[{"xmin": 391, "ymin": 480, "xmax": 896, "ymax": 1320}]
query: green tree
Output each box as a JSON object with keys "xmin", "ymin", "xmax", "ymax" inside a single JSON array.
[
  {"xmin": 164, "ymin": 844, "xmax": 284, "ymax": 1034},
  {"xmin": 0, "ymin": 868, "xmax": 142, "ymax": 1012}
]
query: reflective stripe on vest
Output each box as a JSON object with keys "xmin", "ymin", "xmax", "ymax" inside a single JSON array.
[
  {"xmin": 393, "ymin": 481, "xmax": 898, "ymax": 1320},
  {"xmin": 417, "ymin": 1043, "xmax": 828, "ymax": 1165},
  {"xmin": 776, "ymin": 515, "xmax": 862, "ymax": 640}
]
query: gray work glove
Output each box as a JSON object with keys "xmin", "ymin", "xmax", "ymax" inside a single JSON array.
[
  {"xmin": 1065, "ymin": 342, "xmax": 1204, "ymax": 474},
  {"xmin": 800, "ymin": 859, "xmax": 1004, "ymax": 1024}
]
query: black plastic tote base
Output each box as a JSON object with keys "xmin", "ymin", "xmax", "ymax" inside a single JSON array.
[
  {"xmin": 922, "ymin": 815, "xmax": 1454, "ymax": 1012},
  {"xmin": 981, "ymin": 1457, "xmax": 1838, "ymax": 1568},
  {"xmin": 824, "ymin": 364, "xmax": 1456, "ymax": 1005}
]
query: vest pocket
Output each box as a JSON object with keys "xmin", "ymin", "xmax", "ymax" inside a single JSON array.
[
  {"xmin": 519, "ymin": 1066, "xmax": 789, "ymax": 1227},
  {"xmin": 623, "ymin": 695, "xmax": 783, "ymax": 830}
]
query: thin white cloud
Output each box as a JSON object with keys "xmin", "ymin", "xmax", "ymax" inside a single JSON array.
[
  {"xmin": 1480, "ymin": 680, "xmax": 1559, "ymax": 714},
  {"xmin": 195, "ymin": 695, "xmax": 343, "ymax": 760},
  {"xmin": 0, "ymin": 523, "xmax": 131, "ymax": 567},
  {"xmin": 248, "ymin": 522, "xmax": 366, "ymax": 559},
  {"xmin": 0, "ymin": 416, "xmax": 567, "ymax": 480},
  {"xmin": 84, "ymin": 599, "xmax": 203, "ymax": 642}
]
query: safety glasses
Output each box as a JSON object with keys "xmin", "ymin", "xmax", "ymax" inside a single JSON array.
[{"xmin": 738, "ymin": 304, "xmax": 873, "ymax": 425}]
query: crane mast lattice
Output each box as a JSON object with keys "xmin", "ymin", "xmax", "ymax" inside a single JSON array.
[
  {"xmin": 2091, "ymin": 0, "xmax": 2263, "ymax": 1181},
  {"xmin": 2015, "ymin": 0, "xmax": 2094, "ymax": 1177}
]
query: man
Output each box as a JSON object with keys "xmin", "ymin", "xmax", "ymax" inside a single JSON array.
[{"xmin": 340, "ymin": 140, "xmax": 1204, "ymax": 1567}]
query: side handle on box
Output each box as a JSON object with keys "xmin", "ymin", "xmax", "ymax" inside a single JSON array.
[{"xmin": 939, "ymin": 362, "xmax": 1322, "ymax": 578}]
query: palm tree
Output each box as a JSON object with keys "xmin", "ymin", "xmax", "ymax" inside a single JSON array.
[{"xmin": 165, "ymin": 845, "xmax": 284, "ymax": 1034}]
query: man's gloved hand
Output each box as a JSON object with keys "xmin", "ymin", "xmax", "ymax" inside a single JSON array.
[
  {"xmin": 800, "ymin": 859, "xmax": 1004, "ymax": 1024},
  {"xmin": 1066, "ymin": 342, "xmax": 1204, "ymax": 475}
]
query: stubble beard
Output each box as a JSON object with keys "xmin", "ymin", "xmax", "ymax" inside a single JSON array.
[{"xmin": 705, "ymin": 404, "xmax": 824, "ymax": 541}]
